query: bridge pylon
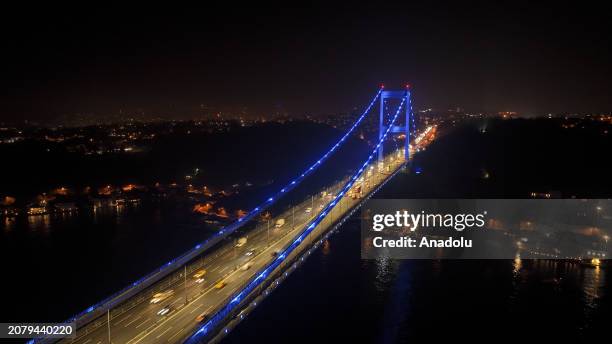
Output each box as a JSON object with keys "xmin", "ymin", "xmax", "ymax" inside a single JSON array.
[{"xmin": 378, "ymin": 84, "xmax": 412, "ymax": 165}]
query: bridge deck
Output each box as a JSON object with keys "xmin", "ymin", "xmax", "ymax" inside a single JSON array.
[
  {"xmin": 59, "ymin": 126, "xmax": 436, "ymax": 344},
  {"xmin": 57, "ymin": 153, "xmax": 402, "ymax": 344}
]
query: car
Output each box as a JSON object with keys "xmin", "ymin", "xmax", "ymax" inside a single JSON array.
[
  {"xmin": 271, "ymin": 250, "xmax": 280, "ymax": 257},
  {"xmin": 150, "ymin": 290, "xmax": 174, "ymax": 304},
  {"xmin": 192, "ymin": 269, "xmax": 206, "ymax": 279},
  {"xmin": 157, "ymin": 305, "xmax": 172, "ymax": 316},
  {"xmin": 245, "ymin": 249, "xmax": 255, "ymax": 256},
  {"xmin": 196, "ymin": 312, "xmax": 208, "ymax": 322},
  {"xmin": 215, "ymin": 281, "xmax": 227, "ymax": 289},
  {"xmin": 305, "ymin": 207, "xmax": 312, "ymax": 213},
  {"xmin": 195, "ymin": 278, "xmax": 205, "ymax": 284},
  {"xmin": 241, "ymin": 262, "xmax": 253, "ymax": 271},
  {"xmin": 235, "ymin": 237, "xmax": 247, "ymax": 247}
]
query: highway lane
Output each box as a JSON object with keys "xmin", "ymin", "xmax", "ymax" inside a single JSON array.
[
  {"xmin": 141, "ymin": 187, "xmax": 349, "ymax": 344},
  {"xmin": 146, "ymin": 127, "xmax": 437, "ymax": 343},
  {"xmin": 139, "ymin": 148, "xmax": 411, "ymax": 343},
  {"xmin": 64, "ymin": 182, "xmax": 344, "ymax": 344},
  {"xmin": 63, "ymin": 126, "xmax": 437, "ymax": 344},
  {"xmin": 136, "ymin": 214, "xmax": 324, "ymax": 344}
]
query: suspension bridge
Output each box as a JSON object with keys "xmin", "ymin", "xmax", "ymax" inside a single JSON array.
[{"xmin": 36, "ymin": 85, "xmax": 437, "ymax": 344}]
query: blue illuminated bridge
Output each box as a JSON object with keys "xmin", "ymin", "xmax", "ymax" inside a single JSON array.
[{"xmin": 35, "ymin": 86, "xmax": 437, "ymax": 344}]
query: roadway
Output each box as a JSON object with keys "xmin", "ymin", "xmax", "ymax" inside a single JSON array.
[
  {"xmin": 62, "ymin": 182, "xmax": 345, "ymax": 344},
  {"xmin": 61, "ymin": 126, "xmax": 436, "ymax": 344}
]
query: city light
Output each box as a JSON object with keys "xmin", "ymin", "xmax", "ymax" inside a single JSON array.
[
  {"xmin": 46, "ymin": 88, "xmax": 385, "ymax": 333},
  {"xmin": 188, "ymin": 91, "xmax": 411, "ymax": 342},
  {"xmin": 5, "ymin": 6, "xmax": 612, "ymax": 343}
]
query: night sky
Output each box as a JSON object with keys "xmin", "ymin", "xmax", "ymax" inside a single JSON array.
[{"xmin": 2, "ymin": 3, "xmax": 611, "ymax": 123}]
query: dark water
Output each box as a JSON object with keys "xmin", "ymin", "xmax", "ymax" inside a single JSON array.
[
  {"xmin": 1, "ymin": 200, "xmax": 213, "ymax": 323},
  {"xmin": 222, "ymin": 217, "xmax": 610, "ymax": 343}
]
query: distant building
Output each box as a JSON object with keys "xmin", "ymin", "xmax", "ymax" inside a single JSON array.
[
  {"xmin": 498, "ymin": 111, "xmax": 517, "ymax": 119},
  {"xmin": 55, "ymin": 202, "xmax": 78, "ymax": 213},
  {"xmin": 27, "ymin": 205, "xmax": 48, "ymax": 215},
  {"xmin": 529, "ymin": 191, "xmax": 562, "ymax": 199}
]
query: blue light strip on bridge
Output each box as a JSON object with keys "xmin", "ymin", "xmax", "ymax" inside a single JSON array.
[
  {"xmin": 411, "ymin": 95, "xmax": 416, "ymax": 142},
  {"xmin": 44, "ymin": 88, "xmax": 383, "ymax": 339},
  {"xmin": 187, "ymin": 91, "xmax": 410, "ymax": 343}
]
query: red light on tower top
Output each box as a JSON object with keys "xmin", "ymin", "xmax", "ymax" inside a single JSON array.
[
  {"xmin": 380, "ymin": 83, "xmax": 385, "ymax": 89},
  {"xmin": 405, "ymin": 83, "xmax": 411, "ymax": 89}
]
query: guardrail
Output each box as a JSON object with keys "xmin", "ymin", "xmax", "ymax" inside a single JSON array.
[
  {"xmin": 30, "ymin": 88, "xmax": 384, "ymax": 344},
  {"xmin": 192, "ymin": 158, "xmax": 408, "ymax": 343}
]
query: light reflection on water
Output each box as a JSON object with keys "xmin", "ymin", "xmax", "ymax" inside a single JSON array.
[
  {"xmin": 220, "ymin": 216, "xmax": 612, "ymax": 344},
  {"xmin": 0, "ymin": 203, "xmax": 142, "ymax": 234},
  {"xmin": 3, "ymin": 217, "xmax": 16, "ymax": 232},
  {"xmin": 27, "ymin": 214, "xmax": 51, "ymax": 232},
  {"xmin": 513, "ymin": 254, "xmax": 522, "ymax": 275},
  {"xmin": 581, "ymin": 265, "xmax": 604, "ymax": 323},
  {"xmin": 322, "ymin": 239, "xmax": 331, "ymax": 256},
  {"xmin": 367, "ymin": 248, "xmax": 608, "ymax": 337},
  {"xmin": 375, "ymin": 256, "xmax": 392, "ymax": 289}
]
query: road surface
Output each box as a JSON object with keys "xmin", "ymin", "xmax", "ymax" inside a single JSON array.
[{"xmin": 60, "ymin": 126, "xmax": 436, "ymax": 344}]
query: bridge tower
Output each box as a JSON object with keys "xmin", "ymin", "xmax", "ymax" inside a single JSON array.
[{"xmin": 378, "ymin": 85, "xmax": 412, "ymax": 164}]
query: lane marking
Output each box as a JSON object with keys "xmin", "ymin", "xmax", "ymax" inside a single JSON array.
[
  {"xmin": 127, "ymin": 220, "xmax": 310, "ymax": 344},
  {"xmin": 189, "ymin": 304, "xmax": 205, "ymax": 314},
  {"xmin": 171, "ymin": 297, "xmax": 183, "ymax": 306},
  {"xmin": 166, "ymin": 327, "xmax": 185, "ymax": 342},
  {"xmin": 113, "ymin": 313, "xmax": 131, "ymax": 326},
  {"xmin": 156, "ymin": 326, "xmax": 173, "ymax": 339},
  {"xmin": 135, "ymin": 318, "xmax": 151, "ymax": 329},
  {"xmin": 124, "ymin": 314, "xmax": 142, "ymax": 327}
]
